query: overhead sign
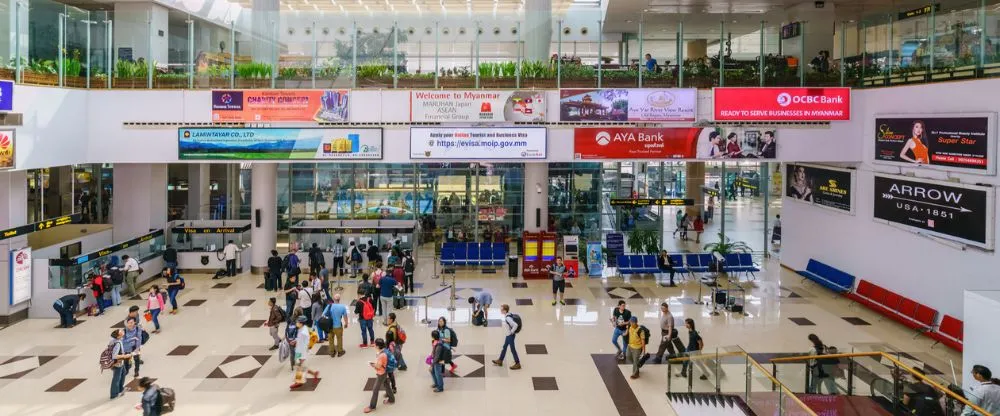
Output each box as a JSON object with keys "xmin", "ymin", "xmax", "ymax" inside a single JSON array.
[
  {"xmin": 410, "ymin": 127, "xmax": 546, "ymax": 160},
  {"xmin": 873, "ymin": 174, "xmax": 993, "ymax": 249},
  {"xmin": 409, "ymin": 90, "xmax": 545, "ymax": 122},
  {"xmin": 9, "ymin": 247, "xmax": 31, "ymax": 305},
  {"xmin": 0, "ymin": 129, "xmax": 13, "ymax": 170},
  {"xmin": 179, "ymin": 127, "xmax": 383, "ymax": 160},
  {"xmin": 785, "ymin": 164, "xmax": 855, "ymax": 214},
  {"xmin": 52, "ymin": 229, "xmax": 164, "ymax": 267},
  {"xmin": 609, "ymin": 198, "xmax": 694, "ymax": 207},
  {"xmin": 574, "ymin": 128, "xmax": 704, "ymax": 160},
  {"xmin": 0, "ymin": 80, "xmax": 14, "ymax": 112},
  {"xmin": 713, "ymin": 87, "xmax": 851, "ymax": 121},
  {"xmin": 780, "ymin": 22, "xmax": 801, "ymax": 39},
  {"xmin": 899, "ymin": 4, "xmax": 939, "ymax": 20},
  {"xmin": 874, "ymin": 114, "xmax": 995, "ymax": 175},
  {"xmin": 211, "ymin": 89, "xmax": 349, "ymax": 122},
  {"xmin": 171, "ymin": 224, "xmax": 251, "ymax": 234},
  {"xmin": 559, "ymin": 88, "xmax": 697, "ymax": 122},
  {"xmin": 0, "ymin": 214, "xmax": 81, "ymax": 242},
  {"xmin": 288, "ymin": 227, "xmax": 415, "ymax": 235}
]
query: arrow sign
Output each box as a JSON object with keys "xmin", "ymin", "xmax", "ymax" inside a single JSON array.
[{"xmin": 883, "ymin": 194, "xmax": 972, "ymax": 213}]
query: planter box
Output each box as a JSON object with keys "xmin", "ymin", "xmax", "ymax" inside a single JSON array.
[
  {"xmin": 23, "ymin": 72, "xmax": 58, "ymax": 86},
  {"xmin": 357, "ymin": 77, "xmax": 393, "ymax": 89},
  {"xmin": 519, "ymin": 78, "xmax": 557, "ymax": 89},
  {"xmin": 0, "ymin": 68, "xmax": 14, "ymax": 81},
  {"xmin": 397, "ymin": 78, "xmax": 437, "ymax": 88},
  {"xmin": 194, "ymin": 77, "xmax": 232, "ymax": 89},
  {"xmin": 113, "ymin": 78, "xmax": 149, "ymax": 89},
  {"xmin": 600, "ymin": 78, "xmax": 638, "ymax": 88},
  {"xmin": 154, "ymin": 78, "xmax": 189, "ymax": 89},
  {"xmin": 65, "ymin": 76, "xmax": 89, "ymax": 88},
  {"xmin": 561, "ymin": 78, "xmax": 598, "ymax": 88},
  {"xmin": 642, "ymin": 78, "xmax": 679, "ymax": 88},
  {"xmin": 235, "ymin": 78, "xmax": 271, "ymax": 89},
  {"xmin": 438, "ymin": 78, "xmax": 475, "ymax": 89}
]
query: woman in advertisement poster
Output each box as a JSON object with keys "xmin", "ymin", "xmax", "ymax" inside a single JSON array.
[
  {"xmin": 787, "ymin": 166, "xmax": 814, "ymax": 202},
  {"xmin": 725, "ymin": 132, "xmax": 743, "ymax": 158},
  {"xmin": 899, "ymin": 120, "xmax": 929, "ymax": 164}
]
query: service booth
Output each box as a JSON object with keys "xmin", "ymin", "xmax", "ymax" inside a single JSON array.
[
  {"xmin": 521, "ymin": 231, "xmax": 557, "ymax": 279},
  {"xmin": 167, "ymin": 220, "xmax": 251, "ymax": 273},
  {"xmin": 287, "ymin": 220, "xmax": 419, "ymax": 269}
]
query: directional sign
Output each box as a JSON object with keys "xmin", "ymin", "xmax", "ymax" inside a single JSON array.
[
  {"xmin": 609, "ymin": 198, "xmax": 694, "ymax": 207},
  {"xmin": 0, "ymin": 214, "xmax": 81, "ymax": 241}
]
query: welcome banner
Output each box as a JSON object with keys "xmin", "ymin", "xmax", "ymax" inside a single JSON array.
[{"xmin": 410, "ymin": 90, "xmax": 546, "ymax": 122}]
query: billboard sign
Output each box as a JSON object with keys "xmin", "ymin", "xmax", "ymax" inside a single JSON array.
[
  {"xmin": 179, "ymin": 128, "xmax": 383, "ymax": 160},
  {"xmin": 713, "ymin": 87, "xmax": 851, "ymax": 121},
  {"xmin": 559, "ymin": 89, "xmax": 697, "ymax": 122},
  {"xmin": 211, "ymin": 89, "xmax": 350, "ymax": 122},
  {"xmin": 410, "ymin": 90, "xmax": 546, "ymax": 122},
  {"xmin": 873, "ymin": 173, "xmax": 994, "ymax": 249},
  {"xmin": 785, "ymin": 164, "xmax": 855, "ymax": 214},
  {"xmin": 409, "ymin": 127, "xmax": 546, "ymax": 160},
  {"xmin": 9, "ymin": 247, "xmax": 31, "ymax": 305},
  {"xmin": 873, "ymin": 114, "xmax": 995, "ymax": 175},
  {"xmin": 573, "ymin": 127, "xmax": 777, "ymax": 160},
  {"xmin": 0, "ymin": 130, "xmax": 13, "ymax": 170}
]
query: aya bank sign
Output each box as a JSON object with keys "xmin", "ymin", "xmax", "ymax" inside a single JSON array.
[
  {"xmin": 573, "ymin": 128, "xmax": 706, "ymax": 159},
  {"xmin": 713, "ymin": 87, "xmax": 851, "ymax": 121}
]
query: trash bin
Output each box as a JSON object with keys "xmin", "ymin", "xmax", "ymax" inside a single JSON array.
[{"xmin": 508, "ymin": 256, "xmax": 519, "ymax": 279}]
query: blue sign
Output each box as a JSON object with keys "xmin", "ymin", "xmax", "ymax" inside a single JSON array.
[
  {"xmin": 587, "ymin": 241, "xmax": 603, "ymax": 277},
  {"xmin": 606, "ymin": 233, "xmax": 624, "ymax": 267},
  {"xmin": 0, "ymin": 80, "xmax": 14, "ymax": 112}
]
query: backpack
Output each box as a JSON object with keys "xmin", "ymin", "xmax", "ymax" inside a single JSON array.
[
  {"xmin": 317, "ymin": 312, "xmax": 333, "ymax": 333},
  {"xmin": 445, "ymin": 327, "xmax": 458, "ymax": 347},
  {"xmin": 509, "ymin": 314, "xmax": 523, "ymax": 334},
  {"xmin": 308, "ymin": 328, "xmax": 319, "ymax": 349},
  {"xmin": 392, "ymin": 267, "xmax": 404, "ymax": 281},
  {"xmin": 396, "ymin": 326, "xmax": 407, "ymax": 344},
  {"xmin": 819, "ymin": 345, "xmax": 840, "ymax": 365},
  {"xmin": 361, "ymin": 299, "xmax": 375, "ymax": 320},
  {"xmin": 276, "ymin": 306, "xmax": 288, "ymax": 322},
  {"xmin": 91, "ymin": 278, "xmax": 105, "ymax": 295},
  {"xmin": 177, "ymin": 276, "xmax": 186, "ymax": 290},
  {"xmin": 99, "ymin": 342, "xmax": 118, "ymax": 371},
  {"xmin": 157, "ymin": 387, "xmax": 176, "ymax": 414},
  {"xmin": 403, "ymin": 257, "xmax": 415, "ymax": 273},
  {"xmin": 109, "ymin": 268, "xmax": 124, "ymax": 285},
  {"xmin": 351, "ymin": 247, "xmax": 362, "ymax": 263},
  {"xmin": 284, "ymin": 254, "xmax": 300, "ymax": 273},
  {"xmin": 385, "ymin": 350, "xmax": 398, "ymax": 373},
  {"xmin": 638, "ymin": 325, "xmax": 651, "ymax": 345}
]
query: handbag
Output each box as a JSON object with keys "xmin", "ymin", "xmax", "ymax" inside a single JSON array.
[{"xmin": 143, "ymin": 311, "xmax": 152, "ymax": 322}]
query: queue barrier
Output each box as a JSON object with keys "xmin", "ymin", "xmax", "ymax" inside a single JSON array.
[
  {"xmin": 796, "ymin": 259, "xmax": 855, "ymax": 293},
  {"xmin": 405, "ymin": 284, "xmax": 455, "ymax": 325},
  {"xmin": 439, "ymin": 242, "xmax": 506, "ymax": 268}
]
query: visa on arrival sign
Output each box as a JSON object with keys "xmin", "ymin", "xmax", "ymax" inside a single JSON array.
[{"xmin": 409, "ymin": 90, "xmax": 546, "ymax": 122}]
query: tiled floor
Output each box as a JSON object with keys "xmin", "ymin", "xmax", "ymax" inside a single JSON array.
[{"xmin": 0, "ymin": 250, "xmax": 962, "ymax": 416}]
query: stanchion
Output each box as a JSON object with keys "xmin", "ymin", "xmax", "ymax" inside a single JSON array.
[
  {"xmin": 411, "ymin": 284, "xmax": 453, "ymax": 324},
  {"xmin": 448, "ymin": 273, "xmax": 457, "ymax": 311}
]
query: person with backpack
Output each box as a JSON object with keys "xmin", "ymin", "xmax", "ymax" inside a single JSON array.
[
  {"xmin": 374, "ymin": 262, "xmax": 398, "ymax": 325},
  {"xmin": 363, "ymin": 338, "xmax": 395, "ymax": 413},
  {"xmin": 145, "ymin": 285, "xmax": 165, "ymax": 333},
  {"xmin": 469, "ymin": 290, "xmax": 493, "ymax": 326},
  {"xmin": 308, "ymin": 243, "xmax": 326, "ymax": 274},
  {"xmin": 429, "ymin": 330, "xmax": 447, "ymax": 393},
  {"xmin": 105, "ymin": 329, "xmax": 132, "ymax": 400},
  {"xmin": 678, "ymin": 318, "xmax": 709, "ymax": 380},
  {"xmin": 284, "ymin": 249, "xmax": 301, "ymax": 281},
  {"xmin": 285, "ymin": 310, "xmax": 300, "ymax": 371},
  {"xmin": 332, "ymin": 238, "xmax": 345, "ymax": 278},
  {"xmin": 806, "ymin": 334, "xmax": 838, "ymax": 395},
  {"xmin": 436, "ymin": 317, "xmax": 458, "ymax": 373},
  {"xmin": 349, "ymin": 241, "xmax": 364, "ymax": 278},
  {"xmin": 163, "ymin": 268, "xmax": 182, "ymax": 315},
  {"xmin": 323, "ymin": 293, "xmax": 349, "ymax": 357},
  {"xmin": 122, "ymin": 254, "xmax": 141, "ymax": 297},
  {"xmin": 355, "ymin": 291, "xmax": 376, "ymax": 348},
  {"xmin": 122, "ymin": 317, "xmax": 145, "ymax": 378},
  {"xmin": 290, "ymin": 316, "xmax": 320, "ymax": 390},
  {"xmin": 266, "ymin": 250, "xmax": 283, "ymax": 292},
  {"xmin": 385, "ymin": 312, "xmax": 408, "ymax": 371},
  {"xmin": 135, "ymin": 377, "xmax": 163, "ymax": 416},
  {"xmin": 366, "ymin": 241, "xmax": 380, "ymax": 272},
  {"xmin": 90, "ymin": 274, "xmax": 107, "ymax": 316},
  {"xmin": 651, "ymin": 302, "xmax": 682, "ymax": 364},
  {"xmin": 903, "ymin": 368, "xmax": 945, "ymax": 416},
  {"xmin": 107, "ymin": 263, "xmax": 124, "ymax": 306},
  {"xmin": 163, "ymin": 244, "xmax": 178, "ymax": 272},
  {"xmin": 401, "ymin": 250, "xmax": 415, "ymax": 294},
  {"xmin": 265, "ymin": 297, "xmax": 286, "ymax": 351},
  {"xmin": 53, "ymin": 293, "xmax": 85, "ymax": 328},
  {"xmin": 491, "ymin": 304, "xmax": 522, "ymax": 370},
  {"xmin": 625, "ymin": 316, "xmax": 647, "ymax": 379}
]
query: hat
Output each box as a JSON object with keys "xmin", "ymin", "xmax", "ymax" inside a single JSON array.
[
  {"xmin": 296, "ymin": 316, "xmax": 308, "ymax": 324},
  {"xmin": 629, "ymin": 316, "xmax": 638, "ymax": 323}
]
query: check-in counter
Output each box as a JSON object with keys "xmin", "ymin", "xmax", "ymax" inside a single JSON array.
[{"xmin": 168, "ymin": 221, "xmax": 251, "ymax": 273}]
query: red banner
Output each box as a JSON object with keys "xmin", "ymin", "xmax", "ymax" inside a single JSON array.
[
  {"xmin": 713, "ymin": 87, "xmax": 851, "ymax": 121},
  {"xmin": 573, "ymin": 128, "xmax": 706, "ymax": 159}
]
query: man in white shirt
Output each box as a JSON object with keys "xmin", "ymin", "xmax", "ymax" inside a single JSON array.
[
  {"xmin": 121, "ymin": 255, "xmax": 141, "ymax": 297},
  {"xmin": 223, "ymin": 240, "xmax": 239, "ymax": 277},
  {"xmin": 332, "ymin": 238, "xmax": 345, "ymax": 277},
  {"xmin": 651, "ymin": 302, "xmax": 678, "ymax": 364},
  {"xmin": 491, "ymin": 304, "xmax": 522, "ymax": 370},
  {"xmin": 290, "ymin": 316, "xmax": 318, "ymax": 390}
]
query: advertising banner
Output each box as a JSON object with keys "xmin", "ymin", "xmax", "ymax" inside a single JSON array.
[
  {"xmin": 785, "ymin": 164, "xmax": 855, "ymax": 214},
  {"xmin": 410, "ymin": 90, "xmax": 546, "ymax": 122},
  {"xmin": 179, "ymin": 127, "xmax": 383, "ymax": 160},
  {"xmin": 713, "ymin": 87, "xmax": 851, "ymax": 121},
  {"xmin": 0, "ymin": 80, "xmax": 14, "ymax": 112},
  {"xmin": 574, "ymin": 127, "xmax": 777, "ymax": 160},
  {"xmin": 559, "ymin": 88, "xmax": 697, "ymax": 122},
  {"xmin": 410, "ymin": 127, "xmax": 546, "ymax": 160},
  {"xmin": 211, "ymin": 89, "xmax": 350, "ymax": 122},
  {"xmin": 873, "ymin": 114, "xmax": 995, "ymax": 174},
  {"xmin": 9, "ymin": 247, "xmax": 31, "ymax": 305},
  {"xmin": 873, "ymin": 173, "xmax": 994, "ymax": 249},
  {"xmin": 586, "ymin": 241, "xmax": 603, "ymax": 277},
  {"xmin": 0, "ymin": 129, "xmax": 13, "ymax": 170}
]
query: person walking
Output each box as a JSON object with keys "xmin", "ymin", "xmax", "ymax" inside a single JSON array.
[
  {"xmin": 657, "ymin": 251, "xmax": 676, "ymax": 287},
  {"xmin": 401, "ymin": 250, "xmax": 416, "ymax": 294},
  {"xmin": 385, "ymin": 312, "xmax": 408, "ymax": 371},
  {"xmin": 53, "ymin": 293, "xmax": 85, "ymax": 328},
  {"xmin": 107, "ymin": 329, "xmax": 132, "ymax": 400},
  {"xmin": 310, "ymin": 293, "xmax": 325, "ymax": 341},
  {"xmin": 429, "ymin": 330, "xmax": 447, "ymax": 392},
  {"xmin": 122, "ymin": 255, "xmax": 141, "ymax": 298},
  {"xmin": 435, "ymin": 317, "xmax": 459, "ymax": 373},
  {"xmin": 364, "ymin": 338, "xmax": 396, "ymax": 413},
  {"xmin": 547, "ymin": 257, "xmax": 567, "ymax": 306},
  {"xmin": 678, "ymin": 318, "xmax": 709, "ymax": 380},
  {"xmin": 626, "ymin": 317, "xmax": 647, "ymax": 379},
  {"xmin": 135, "ymin": 377, "xmax": 161, "ymax": 416},
  {"xmin": 223, "ymin": 240, "xmax": 239, "ymax": 277},
  {"xmin": 295, "ymin": 282, "xmax": 312, "ymax": 323},
  {"xmin": 806, "ymin": 334, "xmax": 838, "ymax": 395},
  {"xmin": 308, "ymin": 242, "xmax": 326, "ymax": 275},
  {"xmin": 265, "ymin": 297, "xmax": 285, "ymax": 351},
  {"xmin": 673, "ymin": 210, "xmax": 684, "ymax": 237},
  {"xmin": 266, "ymin": 250, "xmax": 283, "ymax": 292},
  {"xmin": 491, "ymin": 304, "xmax": 522, "ymax": 370},
  {"xmin": 122, "ymin": 317, "xmax": 143, "ymax": 378},
  {"xmin": 706, "ymin": 196, "xmax": 715, "ymax": 223},
  {"xmin": 290, "ymin": 316, "xmax": 320, "ymax": 390},
  {"xmin": 324, "ymin": 294, "xmax": 349, "ymax": 357},
  {"xmin": 611, "ymin": 300, "xmax": 632, "ymax": 360},
  {"xmin": 692, "ymin": 215, "xmax": 705, "ymax": 244},
  {"xmin": 652, "ymin": 302, "xmax": 679, "ymax": 364},
  {"xmin": 332, "ymin": 238, "xmax": 345, "ymax": 278},
  {"xmin": 355, "ymin": 291, "xmax": 376, "ymax": 348},
  {"xmin": 163, "ymin": 268, "xmax": 181, "ymax": 315},
  {"xmin": 145, "ymin": 285, "xmax": 165, "ymax": 333},
  {"xmin": 163, "ymin": 244, "xmax": 178, "ymax": 271}
]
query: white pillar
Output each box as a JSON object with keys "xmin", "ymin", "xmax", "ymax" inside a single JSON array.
[
  {"xmin": 0, "ymin": 170, "xmax": 28, "ymax": 322},
  {"xmin": 524, "ymin": 0, "xmax": 552, "ymax": 62},
  {"xmin": 187, "ymin": 163, "xmax": 210, "ymax": 220},
  {"xmin": 112, "ymin": 164, "xmax": 167, "ymax": 241},
  {"xmin": 251, "ymin": 0, "xmax": 279, "ymax": 62},
  {"xmin": 250, "ymin": 163, "xmax": 276, "ymax": 274},
  {"xmin": 784, "ymin": 2, "xmax": 836, "ymax": 65},
  {"xmin": 113, "ymin": 2, "xmax": 169, "ymax": 65},
  {"xmin": 523, "ymin": 163, "xmax": 548, "ymax": 232}
]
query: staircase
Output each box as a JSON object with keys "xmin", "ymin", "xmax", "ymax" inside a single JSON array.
[{"xmin": 666, "ymin": 393, "xmax": 755, "ymax": 416}]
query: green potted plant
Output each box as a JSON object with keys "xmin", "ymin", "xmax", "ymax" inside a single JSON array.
[
  {"xmin": 625, "ymin": 228, "xmax": 660, "ymax": 255},
  {"xmin": 112, "ymin": 59, "xmax": 149, "ymax": 89},
  {"xmin": 234, "ymin": 61, "xmax": 273, "ymax": 88},
  {"xmin": 24, "ymin": 58, "xmax": 58, "ymax": 86},
  {"xmin": 62, "ymin": 49, "xmax": 86, "ymax": 88}
]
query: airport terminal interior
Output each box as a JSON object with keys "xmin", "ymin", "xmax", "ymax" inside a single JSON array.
[{"xmin": 0, "ymin": 0, "xmax": 999, "ymax": 415}]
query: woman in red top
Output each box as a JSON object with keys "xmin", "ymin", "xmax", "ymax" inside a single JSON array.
[
  {"xmin": 725, "ymin": 133, "xmax": 742, "ymax": 158},
  {"xmin": 692, "ymin": 215, "xmax": 705, "ymax": 243},
  {"xmin": 90, "ymin": 274, "xmax": 106, "ymax": 315}
]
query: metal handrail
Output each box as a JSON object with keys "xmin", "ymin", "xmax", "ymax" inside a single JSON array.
[
  {"xmin": 404, "ymin": 284, "xmax": 454, "ymax": 325},
  {"xmin": 769, "ymin": 351, "xmax": 991, "ymax": 416}
]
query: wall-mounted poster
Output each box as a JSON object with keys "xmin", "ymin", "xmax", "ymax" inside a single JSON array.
[
  {"xmin": 410, "ymin": 90, "xmax": 545, "ymax": 122},
  {"xmin": 785, "ymin": 164, "xmax": 855, "ymax": 214},
  {"xmin": 179, "ymin": 128, "xmax": 383, "ymax": 160},
  {"xmin": 211, "ymin": 90, "xmax": 350, "ymax": 122},
  {"xmin": 559, "ymin": 89, "xmax": 697, "ymax": 122},
  {"xmin": 9, "ymin": 247, "xmax": 31, "ymax": 305},
  {"xmin": 714, "ymin": 87, "xmax": 851, "ymax": 121},
  {"xmin": 873, "ymin": 173, "xmax": 994, "ymax": 249},
  {"xmin": 0, "ymin": 129, "xmax": 13, "ymax": 170},
  {"xmin": 410, "ymin": 127, "xmax": 546, "ymax": 160},
  {"xmin": 873, "ymin": 114, "xmax": 996, "ymax": 175},
  {"xmin": 573, "ymin": 127, "xmax": 777, "ymax": 160}
]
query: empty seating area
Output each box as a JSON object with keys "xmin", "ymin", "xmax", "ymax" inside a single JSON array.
[
  {"xmin": 926, "ymin": 314, "xmax": 964, "ymax": 352},
  {"xmin": 439, "ymin": 242, "xmax": 507, "ymax": 268},
  {"xmin": 616, "ymin": 253, "xmax": 759, "ymax": 278},
  {"xmin": 846, "ymin": 279, "xmax": 939, "ymax": 334},
  {"xmin": 796, "ymin": 259, "xmax": 856, "ymax": 293}
]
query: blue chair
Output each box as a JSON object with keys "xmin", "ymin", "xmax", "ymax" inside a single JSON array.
[
  {"xmin": 453, "ymin": 244, "xmax": 469, "ymax": 266},
  {"xmin": 440, "ymin": 245, "xmax": 456, "ymax": 267},
  {"xmin": 797, "ymin": 259, "xmax": 855, "ymax": 294},
  {"xmin": 738, "ymin": 254, "xmax": 760, "ymax": 272},
  {"xmin": 669, "ymin": 254, "xmax": 687, "ymax": 274},
  {"xmin": 685, "ymin": 254, "xmax": 706, "ymax": 273},
  {"xmin": 492, "ymin": 244, "xmax": 506, "ymax": 267},
  {"xmin": 697, "ymin": 254, "xmax": 715, "ymax": 270},
  {"xmin": 723, "ymin": 254, "xmax": 743, "ymax": 272},
  {"xmin": 629, "ymin": 256, "xmax": 645, "ymax": 274},
  {"xmin": 470, "ymin": 243, "xmax": 487, "ymax": 266},
  {"xmin": 616, "ymin": 255, "xmax": 631, "ymax": 274},
  {"xmin": 642, "ymin": 255, "xmax": 659, "ymax": 273}
]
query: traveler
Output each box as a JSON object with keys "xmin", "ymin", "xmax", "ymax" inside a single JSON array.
[
  {"xmin": 283, "ymin": 277, "xmax": 299, "ymax": 322},
  {"xmin": 266, "ymin": 250, "xmax": 283, "ymax": 292},
  {"xmin": 107, "ymin": 263, "xmax": 124, "ymax": 306},
  {"xmin": 385, "ymin": 312, "xmax": 408, "ymax": 371},
  {"xmin": 491, "ymin": 304, "xmax": 522, "ymax": 370},
  {"xmin": 122, "ymin": 255, "xmax": 141, "ymax": 298},
  {"xmin": 547, "ymin": 257, "xmax": 567, "ymax": 306},
  {"xmin": 367, "ymin": 241, "xmax": 380, "ymax": 271},
  {"xmin": 692, "ymin": 215, "xmax": 705, "ymax": 244},
  {"xmin": 657, "ymin": 251, "xmax": 676, "ymax": 287},
  {"xmin": 285, "ymin": 312, "xmax": 300, "ymax": 371},
  {"xmin": 308, "ymin": 243, "xmax": 326, "ymax": 274},
  {"xmin": 318, "ymin": 268, "xmax": 332, "ymax": 302},
  {"xmin": 145, "ymin": 285, "xmax": 165, "ymax": 333},
  {"xmin": 107, "ymin": 329, "xmax": 132, "ymax": 399},
  {"xmin": 429, "ymin": 330, "xmax": 447, "ymax": 392},
  {"xmin": 295, "ymin": 282, "xmax": 312, "ymax": 322},
  {"xmin": 162, "ymin": 245, "xmax": 178, "ymax": 271},
  {"xmin": 625, "ymin": 317, "xmax": 647, "ymax": 379},
  {"xmin": 652, "ymin": 302, "xmax": 679, "ymax": 364},
  {"xmin": 90, "ymin": 274, "xmax": 107, "ymax": 316},
  {"xmin": 678, "ymin": 318, "xmax": 709, "ymax": 380},
  {"xmin": 772, "ymin": 215, "xmax": 782, "ymax": 245},
  {"xmin": 332, "ymin": 238, "xmax": 345, "ymax": 277},
  {"xmin": 470, "ymin": 290, "xmax": 493, "ymax": 326},
  {"xmin": 290, "ymin": 316, "xmax": 319, "ymax": 390},
  {"xmin": 706, "ymin": 196, "xmax": 716, "ymax": 223},
  {"xmin": 284, "ymin": 249, "xmax": 301, "ymax": 281},
  {"xmin": 348, "ymin": 241, "xmax": 364, "ymax": 278},
  {"xmin": 903, "ymin": 368, "xmax": 944, "ymax": 416},
  {"xmin": 355, "ymin": 291, "xmax": 376, "ymax": 348},
  {"xmin": 310, "ymin": 272, "xmax": 323, "ymax": 300},
  {"xmin": 679, "ymin": 212, "xmax": 690, "ymax": 240},
  {"xmin": 323, "ymin": 293, "xmax": 349, "ymax": 357},
  {"xmin": 806, "ymin": 334, "xmax": 838, "ymax": 395},
  {"xmin": 223, "ymin": 240, "xmax": 239, "ymax": 277},
  {"xmin": 401, "ymin": 250, "xmax": 416, "ymax": 294},
  {"xmin": 373, "ymin": 262, "xmax": 395, "ymax": 321},
  {"xmin": 310, "ymin": 292, "xmax": 324, "ymax": 341},
  {"xmin": 387, "ymin": 248, "xmax": 399, "ymax": 269},
  {"xmin": 163, "ymin": 268, "xmax": 181, "ymax": 314},
  {"xmin": 611, "ymin": 300, "xmax": 632, "ymax": 360},
  {"xmin": 53, "ymin": 293, "xmax": 86, "ymax": 328},
  {"xmin": 135, "ymin": 377, "xmax": 161, "ymax": 416},
  {"xmin": 363, "ymin": 338, "xmax": 395, "ymax": 413},
  {"xmin": 963, "ymin": 365, "xmax": 1000, "ymax": 415},
  {"xmin": 122, "ymin": 317, "xmax": 143, "ymax": 378},
  {"xmin": 265, "ymin": 297, "xmax": 285, "ymax": 351},
  {"xmin": 436, "ymin": 317, "xmax": 458, "ymax": 373}
]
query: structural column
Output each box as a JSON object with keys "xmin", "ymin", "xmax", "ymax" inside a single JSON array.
[
  {"xmin": 187, "ymin": 163, "xmax": 210, "ymax": 220},
  {"xmin": 524, "ymin": 0, "xmax": 553, "ymax": 62},
  {"xmin": 112, "ymin": 164, "xmax": 168, "ymax": 241},
  {"xmin": 0, "ymin": 170, "xmax": 29, "ymax": 322},
  {"xmin": 112, "ymin": 2, "xmax": 169, "ymax": 65},
  {"xmin": 784, "ymin": 2, "xmax": 836, "ymax": 65},
  {"xmin": 523, "ymin": 163, "xmax": 549, "ymax": 232},
  {"xmin": 684, "ymin": 162, "xmax": 706, "ymax": 218},
  {"xmin": 250, "ymin": 163, "xmax": 276, "ymax": 274},
  {"xmin": 250, "ymin": 0, "xmax": 279, "ymax": 62}
]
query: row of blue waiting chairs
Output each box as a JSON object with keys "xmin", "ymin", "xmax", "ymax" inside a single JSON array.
[
  {"xmin": 440, "ymin": 242, "xmax": 507, "ymax": 267},
  {"xmin": 616, "ymin": 253, "xmax": 760, "ymax": 278}
]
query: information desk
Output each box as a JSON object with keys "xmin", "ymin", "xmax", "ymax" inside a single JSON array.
[
  {"xmin": 288, "ymin": 220, "xmax": 420, "ymax": 270},
  {"xmin": 168, "ymin": 220, "xmax": 251, "ymax": 273}
]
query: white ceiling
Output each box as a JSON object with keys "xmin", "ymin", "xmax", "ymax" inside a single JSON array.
[{"xmin": 236, "ymin": 0, "xmax": 581, "ymax": 14}]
